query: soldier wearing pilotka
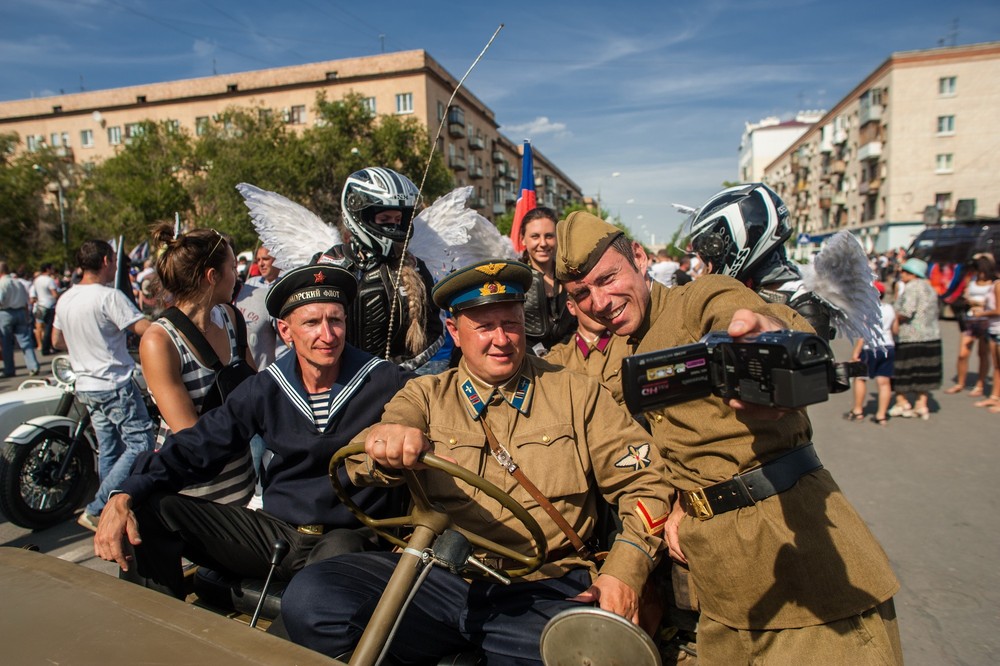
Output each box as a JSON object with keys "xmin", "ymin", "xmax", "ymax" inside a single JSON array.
[
  {"xmin": 555, "ymin": 211, "xmax": 902, "ymax": 665},
  {"xmin": 281, "ymin": 259, "xmax": 673, "ymax": 665}
]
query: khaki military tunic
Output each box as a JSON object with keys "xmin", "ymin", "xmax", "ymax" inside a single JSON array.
[
  {"xmin": 625, "ymin": 277, "xmax": 899, "ymax": 630},
  {"xmin": 348, "ymin": 355, "xmax": 673, "ymax": 593},
  {"xmin": 545, "ymin": 330, "xmax": 631, "ymax": 405}
]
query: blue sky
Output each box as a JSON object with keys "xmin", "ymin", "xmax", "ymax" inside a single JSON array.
[{"xmin": 2, "ymin": 0, "xmax": 998, "ymax": 243}]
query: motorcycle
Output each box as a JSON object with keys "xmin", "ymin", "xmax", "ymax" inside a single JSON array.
[{"xmin": 0, "ymin": 355, "xmax": 98, "ymax": 530}]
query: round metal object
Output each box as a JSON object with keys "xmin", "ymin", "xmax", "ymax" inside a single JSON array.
[{"xmin": 539, "ymin": 606, "xmax": 661, "ymax": 666}]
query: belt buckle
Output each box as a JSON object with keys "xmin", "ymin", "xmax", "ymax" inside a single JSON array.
[
  {"xmin": 686, "ymin": 488, "xmax": 714, "ymax": 521},
  {"xmin": 297, "ymin": 524, "xmax": 324, "ymax": 535}
]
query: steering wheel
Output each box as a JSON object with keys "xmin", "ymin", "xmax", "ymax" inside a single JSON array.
[{"xmin": 330, "ymin": 442, "xmax": 546, "ymax": 578}]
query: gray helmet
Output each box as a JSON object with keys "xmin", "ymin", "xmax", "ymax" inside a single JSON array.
[
  {"xmin": 682, "ymin": 183, "xmax": 792, "ymax": 283},
  {"xmin": 341, "ymin": 167, "xmax": 419, "ymax": 257}
]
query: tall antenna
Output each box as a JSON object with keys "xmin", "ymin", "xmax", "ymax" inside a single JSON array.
[
  {"xmin": 949, "ymin": 17, "xmax": 959, "ymax": 47},
  {"xmin": 379, "ymin": 34, "xmax": 385, "ymax": 53}
]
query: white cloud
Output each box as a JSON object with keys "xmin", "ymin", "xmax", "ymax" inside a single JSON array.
[{"xmin": 500, "ymin": 116, "xmax": 569, "ymax": 139}]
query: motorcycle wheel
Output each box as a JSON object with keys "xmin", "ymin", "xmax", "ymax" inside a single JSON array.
[{"xmin": 0, "ymin": 426, "xmax": 95, "ymax": 530}]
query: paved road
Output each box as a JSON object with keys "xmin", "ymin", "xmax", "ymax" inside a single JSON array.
[{"xmin": 2, "ymin": 326, "xmax": 998, "ymax": 664}]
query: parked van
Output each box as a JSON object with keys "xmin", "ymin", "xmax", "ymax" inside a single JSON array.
[{"xmin": 906, "ymin": 219, "xmax": 1000, "ymax": 317}]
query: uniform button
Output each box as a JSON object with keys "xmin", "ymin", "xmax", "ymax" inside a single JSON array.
[
  {"xmin": 654, "ymin": 414, "xmax": 663, "ymax": 422},
  {"xmin": 448, "ymin": 438, "xmax": 457, "ymax": 445},
  {"xmin": 541, "ymin": 435, "xmax": 550, "ymax": 443}
]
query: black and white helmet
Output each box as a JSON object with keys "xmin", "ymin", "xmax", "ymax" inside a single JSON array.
[
  {"xmin": 341, "ymin": 167, "xmax": 419, "ymax": 257},
  {"xmin": 682, "ymin": 183, "xmax": 791, "ymax": 283}
]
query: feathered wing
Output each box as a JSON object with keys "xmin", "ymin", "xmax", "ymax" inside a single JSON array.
[
  {"xmin": 409, "ymin": 186, "xmax": 517, "ymax": 282},
  {"xmin": 800, "ymin": 230, "xmax": 884, "ymax": 349},
  {"xmin": 236, "ymin": 183, "xmax": 341, "ymax": 271}
]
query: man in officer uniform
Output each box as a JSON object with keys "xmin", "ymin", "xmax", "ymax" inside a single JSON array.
[
  {"xmin": 94, "ymin": 262, "xmax": 412, "ymax": 599},
  {"xmin": 545, "ymin": 296, "xmax": 631, "ymax": 405},
  {"xmin": 281, "ymin": 259, "xmax": 673, "ymax": 665},
  {"xmin": 555, "ymin": 211, "xmax": 902, "ymax": 664}
]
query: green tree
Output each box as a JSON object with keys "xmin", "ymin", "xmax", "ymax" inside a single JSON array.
[
  {"xmin": 300, "ymin": 93, "xmax": 453, "ymax": 225},
  {"xmin": 77, "ymin": 121, "xmax": 193, "ymax": 246},
  {"xmin": 189, "ymin": 107, "xmax": 306, "ymax": 250},
  {"xmin": 0, "ymin": 133, "xmax": 72, "ymax": 268}
]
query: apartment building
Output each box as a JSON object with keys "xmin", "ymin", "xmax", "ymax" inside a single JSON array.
[
  {"xmin": 763, "ymin": 41, "xmax": 1000, "ymax": 255},
  {"xmin": 737, "ymin": 111, "xmax": 824, "ymax": 182},
  {"xmin": 0, "ymin": 50, "xmax": 582, "ymax": 221}
]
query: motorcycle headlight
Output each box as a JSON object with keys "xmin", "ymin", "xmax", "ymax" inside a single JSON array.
[{"xmin": 51, "ymin": 356, "xmax": 76, "ymax": 385}]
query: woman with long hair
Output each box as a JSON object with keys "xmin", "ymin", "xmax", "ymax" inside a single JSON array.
[
  {"xmin": 519, "ymin": 207, "xmax": 575, "ymax": 355},
  {"xmin": 139, "ymin": 223, "xmax": 257, "ymax": 505},
  {"xmin": 945, "ymin": 253, "xmax": 996, "ymax": 396}
]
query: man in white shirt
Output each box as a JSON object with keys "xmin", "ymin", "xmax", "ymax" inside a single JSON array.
[
  {"xmin": 32, "ymin": 263, "xmax": 60, "ymax": 355},
  {"xmin": 648, "ymin": 249, "xmax": 680, "ymax": 286},
  {"xmin": 236, "ymin": 246, "xmax": 285, "ymax": 370},
  {"xmin": 53, "ymin": 240, "xmax": 156, "ymax": 531},
  {"xmin": 0, "ymin": 261, "xmax": 41, "ymax": 377}
]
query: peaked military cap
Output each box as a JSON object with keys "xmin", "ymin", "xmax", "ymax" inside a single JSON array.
[
  {"xmin": 432, "ymin": 259, "xmax": 533, "ymax": 314},
  {"xmin": 555, "ymin": 211, "xmax": 624, "ymax": 281},
  {"xmin": 265, "ymin": 263, "xmax": 358, "ymax": 319}
]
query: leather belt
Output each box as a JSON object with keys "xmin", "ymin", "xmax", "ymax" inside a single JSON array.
[{"xmin": 680, "ymin": 444, "xmax": 822, "ymax": 521}]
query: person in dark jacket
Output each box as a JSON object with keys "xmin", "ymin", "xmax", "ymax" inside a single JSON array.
[{"xmin": 93, "ymin": 262, "xmax": 412, "ymax": 599}]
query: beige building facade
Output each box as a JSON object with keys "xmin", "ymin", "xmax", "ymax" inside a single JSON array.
[
  {"xmin": 763, "ymin": 41, "xmax": 1000, "ymax": 255},
  {"xmin": 0, "ymin": 50, "xmax": 582, "ymax": 221}
]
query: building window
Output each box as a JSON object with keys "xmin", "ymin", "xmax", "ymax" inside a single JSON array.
[
  {"xmin": 62, "ymin": 132, "xmax": 70, "ymax": 147},
  {"xmin": 167, "ymin": 119, "xmax": 180, "ymax": 134},
  {"xmin": 936, "ymin": 115, "xmax": 955, "ymax": 135},
  {"xmin": 195, "ymin": 117, "xmax": 210, "ymax": 136},
  {"xmin": 288, "ymin": 105, "xmax": 306, "ymax": 124},
  {"xmin": 935, "ymin": 193, "xmax": 952, "ymax": 212},
  {"xmin": 396, "ymin": 92, "xmax": 413, "ymax": 114},
  {"xmin": 124, "ymin": 123, "xmax": 143, "ymax": 142},
  {"xmin": 108, "ymin": 126, "xmax": 122, "ymax": 145},
  {"xmin": 938, "ymin": 76, "xmax": 956, "ymax": 96},
  {"xmin": 437, "ymin": 101, "xmax": 445, "ymax": 122},
  {"xmin": 362, "ymin": 97, "xmax": 376, "ymax": 115},
  {"xmin": 26, "ymin": 135, "xmax": 42, "ymax": 151},
  {"xmin": 80, "ymin": 129, "xmax": 94, "ymax": 148},
  {"xmin": 935, "ymin": 153, "xmax": 953, "ymax": 173}
]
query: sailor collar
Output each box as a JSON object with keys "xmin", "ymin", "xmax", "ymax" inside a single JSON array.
[
  {"xmin": 266, "ymin": 344, "xmax": 386, "ymax": 430},
  {"xmin": 458, "ymin": 360, "xmax": 534, "ymax": 420}
]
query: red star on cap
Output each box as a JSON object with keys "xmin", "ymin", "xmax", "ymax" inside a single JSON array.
[{"xmin": 313, "ymin": 271, "xmax": 326, "ymax": 284}]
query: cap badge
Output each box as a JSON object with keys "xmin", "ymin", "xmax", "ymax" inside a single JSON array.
[
  {"xmin": 475, "ymin": 263, "xmax": 506, "ymax": 276},
  {"xmin": 313, "ymin": 271, "xmax": 326, "ymax": 284},
  {"xmin": 479, "ymin": 281, "xmax": 506, "ymax": 297}
]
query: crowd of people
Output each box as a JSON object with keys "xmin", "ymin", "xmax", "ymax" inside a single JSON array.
[{"xmin": 15, "ymin": 175, "xmax": 980, "ymax": 665}]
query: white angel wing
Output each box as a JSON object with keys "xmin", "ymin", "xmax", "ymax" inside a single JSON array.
[
  {"xmin": 236, "ymin": 183, "xmax": 340, "ymax": 271},
  {"xmin": 671, "ymin": 203, "xmax": 696, "ymax": 215},
  {"xmin": 800, "ymin": 230, "xmax": 884, "ymax": 349},
  {"xmin": 409, "ymin": 186, "xmax": 517, "ymax": 282}
]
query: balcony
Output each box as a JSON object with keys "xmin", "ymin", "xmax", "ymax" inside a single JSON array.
[
  {"xmin": 495, "ymin": 162, "xmax": 508, "ymax": 177},
  {"xmin": 469, "ymin": 164, "xmax": 484, "ymax": 179},
  {"xmin": 449, "ymin": 155, "xmax": 466, "ymax": 170},
  {"xmin": 493, "ymin": 202, "xmax": 507, "ymax": 215},
  {"xmin": 857, "ymin": 141, "xmax": 882, "ymax": 162},
  {"xmin": 833, "ymin": 129, "xmax": 848, "ymax": 145},
  {"xmin": 448, "ymin": 123, "xmax": 465, "ymax": 138},
  {"xmin": 469, "ymin": 135, "xmax": 485, "ymax": 150},
  {"xmin": 505, "ymin": 191, "xmax": 518, "ymax": 204},
  {"xmin": 492, "ymin": 150, "xmax": 504, "ymax": 163},
  {"xmin": 469, "ymin": 196, "xmax": 486, "ymax": 209},
  {"xmin": 859, "ymin": 103, "xmax": 883, "ymax": 126},
  {"xmin": 829, "ymin": 160, "xmax": 846, "ymax": 174}
]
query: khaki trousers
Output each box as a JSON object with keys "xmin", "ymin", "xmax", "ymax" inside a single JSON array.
[{"xmin": 697, "ymin": 598, "xmax": 903, "ymax": 666}]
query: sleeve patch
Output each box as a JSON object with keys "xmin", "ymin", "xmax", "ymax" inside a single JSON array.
[
  {"xmin": 636, "ymin": 499, "xmax": 668, "ymax": 536},
  {"xmin": 614, "ymin": 443, "xmax": 651, "ymax": 471}
]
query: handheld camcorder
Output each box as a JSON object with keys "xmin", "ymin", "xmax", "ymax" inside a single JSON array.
[{"xmin": 622, "ymin": 330, "xmax": 863, "ymax": 413}]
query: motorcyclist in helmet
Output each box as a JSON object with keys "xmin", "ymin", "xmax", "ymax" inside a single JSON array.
[
  {"xmin": 314, "ymin": 167, "xmax": 444, "ymax": 369},
  {"xmin": 682, "ymin": 182, "xmax": 835, "ymax": 339}
]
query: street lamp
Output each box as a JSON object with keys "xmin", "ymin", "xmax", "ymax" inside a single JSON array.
[{"xmin": 33, "ymin": 164, "xmax": 70, "ymax": 271}]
